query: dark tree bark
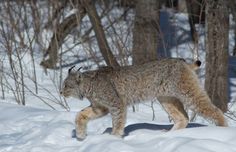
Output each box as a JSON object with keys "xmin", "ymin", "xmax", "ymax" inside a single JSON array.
[
  {"xmin": 205, "ymin": 0, "xmax": 229, "ymax": 112},
  {"xmin": 132, "ymin": 0, "xmax": 159, "ymax": 65},
  {"xmin": 234, "ymin": 25, "xmax": 236, "ymax": 56},
  {"xmin": 228, "ymin": 0, "xmax": 236, "ymax": 56}
]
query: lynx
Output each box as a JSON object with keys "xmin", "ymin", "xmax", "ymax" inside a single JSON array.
[{"xmin": 60, "ymin": 59, "xmax": 227, "ymax": 140}]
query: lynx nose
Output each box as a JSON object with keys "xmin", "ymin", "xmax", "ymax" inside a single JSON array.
[{"xmin": 60, "ymin": 91, "xmax": 63, "ymax": 95}]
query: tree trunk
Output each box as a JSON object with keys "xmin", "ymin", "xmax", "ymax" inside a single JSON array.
[
  {"xmin": 234, "ymin": 26, "xmax": 236, "ymax": 56},
  {"xmin": 81, "ymin": 0, "xmax": 119, "ymax": 68},
  {"xmin": 228, "ymin": 0, "xmax": 236, "ymax": 56},
  {"xmin": 205, "ymin": 0, "xmax": 229, "ymax": 112},
  {"xmin": 132, "ymin": 0, "xmax": 159, "ymax": 65}
]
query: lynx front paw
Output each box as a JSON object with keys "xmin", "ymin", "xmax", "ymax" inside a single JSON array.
[
  {"xmin": 76, "ymin": 131, "xmax": 86, "ymax": 141},
  {"xmin": 111, "ymin": 130, "xmax": 124, "ymax": 138},
  {"xmin": 75, "ymin": 127, "xmax": 87, "ymax": 141}
]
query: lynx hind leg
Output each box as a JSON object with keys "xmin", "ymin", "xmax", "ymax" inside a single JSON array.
[
  {"xmin": 186, "ymin": 91, "xmax": 228, "ymax": 127},
  {"xmin": 109, "ymin": 104, "xmax": 127, "ymax": 137},
  {"xmin": 75, "ymin": 106, "xmax": 108, "ymax": 140},
  {"xmin": 178, "ymin": 67, "xmax": 228, "ymax": 127},
  {"xmin": 159, "ymin": 97, "xmax": 189, "ymax": 131}
]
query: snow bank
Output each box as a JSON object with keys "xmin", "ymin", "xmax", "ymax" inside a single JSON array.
[{"xmin": 1, "ymin": 102, "xmax": 236, "ymax": 152}]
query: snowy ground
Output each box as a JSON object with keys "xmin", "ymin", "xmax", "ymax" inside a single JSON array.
[{"xmin": 1, "ymin": 101, "xmax": 236, "ymax": 152}]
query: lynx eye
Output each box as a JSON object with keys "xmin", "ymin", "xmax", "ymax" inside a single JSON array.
[{"xmin": 65, "ymin": 84, "xmax": 73, "ymax": 89}]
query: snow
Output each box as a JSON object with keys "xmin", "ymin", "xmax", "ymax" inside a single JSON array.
[{"xmin": 0, "ymin": 102, "xmax": 236, "ymax": 152}]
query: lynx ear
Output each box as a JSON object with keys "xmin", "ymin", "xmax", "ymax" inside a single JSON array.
[
  {"xmin": 68, "ymin": 66, "xmax": 75, "ymax": 74},
  {"xmin": 76, "ymin": 67, "xmax": 83, "ymax": 81},
  {"xmin": 77, "ymin": 67, "xmax": 83, "ymax": 72}
]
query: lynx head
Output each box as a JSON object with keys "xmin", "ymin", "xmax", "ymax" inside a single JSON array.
[{"xmin": 60, "ymin": 66, "xmax": 84, "ymax": 99}]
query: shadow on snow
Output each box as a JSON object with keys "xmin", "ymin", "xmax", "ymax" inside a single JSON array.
[{"xmin": 72, "ymin": 123, "xmax": 206, "ymax": 139}]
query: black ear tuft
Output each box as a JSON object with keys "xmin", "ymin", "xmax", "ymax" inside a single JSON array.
[
  {"xmin": 77, "ymin": 67, "xmax": 83, "ymax": 72},
  {"xmin": 68, "ymin": 66, "xmax": 75, "ymax": 74}
]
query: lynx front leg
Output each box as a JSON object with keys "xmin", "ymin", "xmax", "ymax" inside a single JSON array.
[
  {"xmin": 75, "ymin": 106, "xmax": 108, "ymax": 140},
  {"xmin": 109, "ymin": 105, "xmax": 127, "ymax": 137},
  {"xmin": 159, "ymin": 97, "xmax": 189, "ymax": 131}
]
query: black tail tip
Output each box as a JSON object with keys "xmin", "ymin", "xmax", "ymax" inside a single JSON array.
[{"xmin": 195, "ymin": 60, "xmax": 201, "ymax": 67}]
